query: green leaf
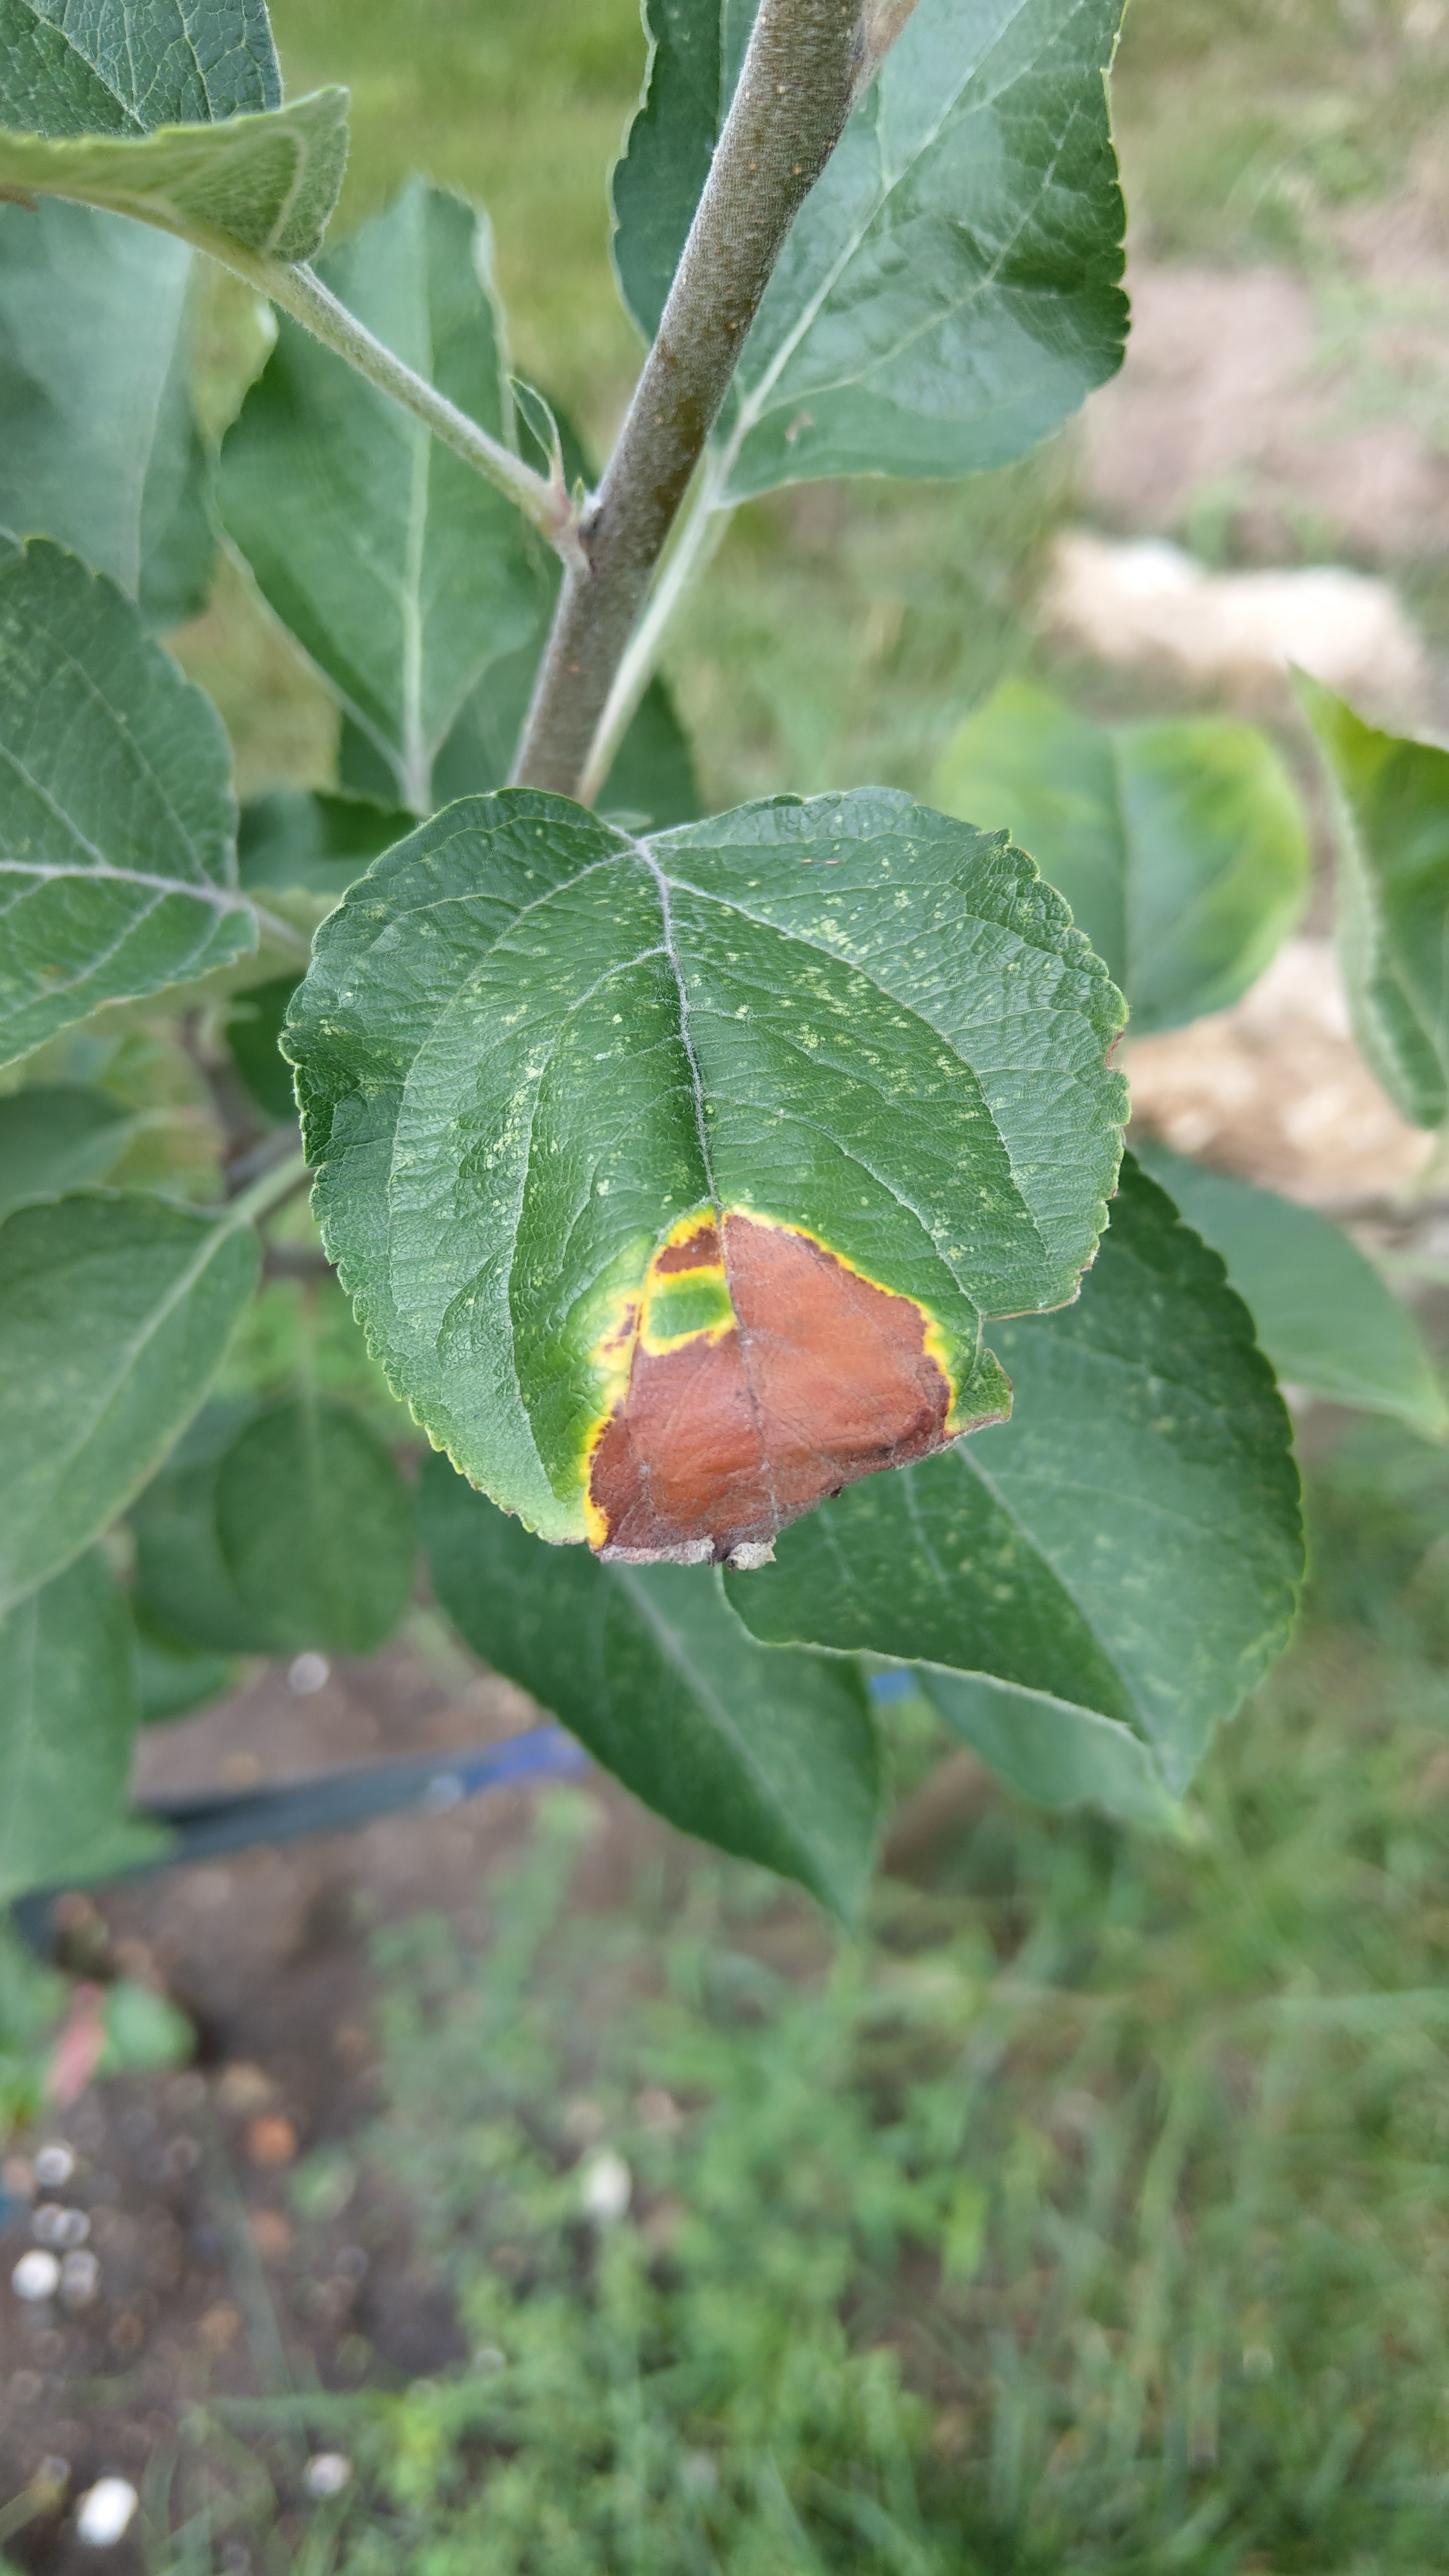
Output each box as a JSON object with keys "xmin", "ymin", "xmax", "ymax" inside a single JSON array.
[
  {"xmin": 213, "ymin": 1396, "xmax": 416, "ymax": 1654},
  {"xmin": 612, "ymin": 0, "xmax": 758, "ymax": 346},
  {"xmin": 0, "ymin": 1548, "xmax": 164, "ymax": 1902},
  {"xmin": 933, "ymin": 682, "xmax": 1309, "ymax": 1036},
  {"xmin": 286, "ymin": 786, "xmax": 1126, "ymax": 1559},
  {"xmin": 916, "ymin": 1667, "xmax": 1180, "ymax": 1828},
  {"xmin": 0, "ymin": 1190, "xmax": 260, "ymax": 1615},
  {"xmin": 0, "ymin": 200, "xmax": 214, "ymax": 625},
  {"xmin": 1300, "ymin": 675, "xmax": 1449, "ymax": 1132},
  {"xmin": 419, "ymin": 1454, "xmax": 882, "ymax": 1918},
  {"xmin": 131, "ymin": 1602, "xmax": 239, "ymax": 1723},
  {"xmin": 594, "ymin": 676, "xmax": 703, "ymax": 831},
  {"xmin": 100, "ymin": 1976, "xmax": 193, "ymax": 2069},
  {"xmin": 218, "ymin": 180, "xmax": 546, "ymax": 814},
  {"xmin": 0, "ymin": 0, "xmax": 281, "ymax": 137},
  {"xmin": 1136, "ymin": 1139, "xmax": 1448, "ymax": 1441},
  {"xmin": 0, "ymin": 535, "xmax": 254, "ymax": 1069},
  {"xmin": 709, "ymin": 0, "xmax": 1128, "ymax": 499},
  {"xmin": 236, "ymin": 788, "xmax": 413, "ymax": 899},
  {"xmin": 129, "ymin": 1401, "xmax": 276, "ymax": 1653},
  {"xmin": 727, "ymin": 1157, "xmax": 1302, "ymax": 1792},
  {"xmin": 0, "ymin": 87, "xmax": 349, "ymax": 267},
  {"xmin": 0, "ymin": 1084, "xmax": 131, "ymax": 1220},
  {"xmin": 225, "ymin": 972, "xmax": 301, "ymax": 1122}
]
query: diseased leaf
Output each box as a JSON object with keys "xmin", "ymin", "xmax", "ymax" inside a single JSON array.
[
  {"xmin": 0, "ymin": 200, "xmax": 213, "ymax": 625},
  {"xmin": 219, "ymin": 181, "xmax": 545, "ymax": 814},
  {"xmin": 917, "ymin": 1667, "xmax": 1179, "ymax": 1828},
  {"xmin": 420, "ymin": 1455, "xmax": 882, "ymax": 1919},
  {"xmin": 129, "ymin": 1401, "xmax": 276, "ymax": 1653},
  {"xmin": 710, "ymin": 0, "xmax": 1128, "ymax": 498},
  {"xmin": 0, "ymin": 1084, "xmax": 131, "ymax": 1220},
  {"xmin": 286, "ymin": 786, "xmax": 1126, "ymax": 1560},
  {"xmin": 1300, "ymin": 676, "xmax": 1449, "ymax": 1132},
  {"xmin": 213, "ymin": 1396, "xmax": 416, "ymax": 1654},
  {"xmin": 225, "ymin": 972, "xmax": 301, "ymax": 1122},
  {"xmin": 1136, "ymin": 1139, "xmax": 1447, "ymax": 1441},
  {"xmin": 612, "ymin": 0, "xmax": 758, "ymax": 345},
  {"xmin": 0, "ymin": 535, "xmax": 254, "ymax": 1068},
  {"xmin": 0, "ymin": 88, "xmax": 348, "ymax": 268},
  {"xmin": 0, "ymin": 1548, "xmax": 165, "ymax": 1902},
  {"xmin": 0, "ymin": 1190, "xmax": 260, "ymax": 1614},
  {"xmin": 934, "ymin": 681, "xmax": 1309, "ymax": 1035},
  {"xmin": 0, "ymin": 0, "xmax": 281, "ymax": 138},
  {"xmin": 728, "ymin": 1157, "xmax": 1302, "ymax": 1792}
]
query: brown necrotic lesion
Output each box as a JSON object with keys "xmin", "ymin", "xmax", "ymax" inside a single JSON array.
[{"xmin": 583, "ymin": 1209, "xmax": 959, "ymax": 1567}]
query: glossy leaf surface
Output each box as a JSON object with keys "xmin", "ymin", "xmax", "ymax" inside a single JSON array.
[
  {"xmin": 219, "ymin": 182, "xmax": 545, "ymax": 813},
  {"xmin": 0, "ymin": 88, "xmax": 348, "ymax": 266},
  {"xmin": 1137, "ymin": 1139, "xmax": 1447, "ymax": 1440},
  {"xmin": 0, "ymin": 200, "xmax": 213, "ymax": 625},
  {"xmin": 0, "ymin": 536, "xmax": 252, "ymax": 1068},
  {"xmin": 0, "ymin": 1191, "xmax": 260, "ymax": 1613},
  {"xmin": 0, "ymin": 0, "xmax": 280, "ymax": 137},
  {"xmin": 0, "ymin": 1084, "xmax": 131, "ymax": 1220},
  {"xmin": 0, "ymin": 1548, "xmax": 163, "ymax": 1901},
  {"xmin": 918, "ymin": 1667, "xmax": 1178, "ymax": 1828},
  {"xmin": 420, "ymin": 1455, "xmax": 882, "ymax": 1919},
  {"xmin": 712, "ymin": 0, "xmax": 1128, "ymax": 498},
  {"xmin": 214, "ymin": 1397, "xmax": 416, "ymax": 1654},
  {"xmin": 729, "ymin": 1158, "xmax": 1302, "ymax": 1792},
  {"xmin": 1302, "ymin": 676, "xmax": 1449, "ymax": 1132},
  {"xmin": 934, "ymin": 682, "xmax": 1309, "ymax": 1035},
  {"xmin": 287, "ymin": 786, "xmax": 1126, "ymax": 1558}
]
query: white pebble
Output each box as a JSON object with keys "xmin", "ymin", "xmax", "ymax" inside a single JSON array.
[
  {"xmin": 288, "ymin": 1652, "xmax": 330, "ymax": 1695},
  {"xmin": 76, "ymin": 2478, "xmax": 139, "ymax": 2546},
  {"xmin": 60, "ymin": 2249, "xmax": 101, "ymax": 2307},
  {"xmin": 580, "ymin": 2148, "xmax": 632, "ymax": 2222},
  {"xmin": 303, "ymin": 2452, "xmax": 353, "ymax": 2498},
  {"xmin": 33, "ymin": 2143, "xmax": 75, "ymax": 2188},
  {"xmin": 11, "ymin": 2249, "xmax": 60, "ymax": 2302},
  {"xmin": 34, "ymin": 2204, "xmax": 89, "ymax": 2248}
]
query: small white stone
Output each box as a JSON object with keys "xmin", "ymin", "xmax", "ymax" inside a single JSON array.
[
  {"xmin": 11, "ymin": 2249, "xmax": 60, "ymax": 2302},
  {"xmin": 580, "ymin": 2148, "xmax": 632, "ymax": 2222},
  {"xmin": 60, "ymin": 2249, "xmax": 101, "ymax": 2307},
  {"xmin": 303, "ymin": 2452, "xmax": 353, "ymax": 2499},
  {"xmin": 76, "ymin": 2477, "xmax": 139, "ymax": 2546},
  {"xmin": 33, "ymin": 2143, "xmax": 75, "ymax": 2188},
  {"xmin": 288, "ymin": 1652, "xmax": 330, "ymax": 1695},
  {"xmin": 34, "ymin": 2204, "xmax": 90, "ymax": 2248}
]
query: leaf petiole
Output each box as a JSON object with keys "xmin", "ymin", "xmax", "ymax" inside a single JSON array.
[
  {"xmin": 244, "ymin": 257, "xmax": 588, "ymax": 569},
  {"xmin": 223, "ymin": 1148, "xmax": 311, "ymax": 1232}
]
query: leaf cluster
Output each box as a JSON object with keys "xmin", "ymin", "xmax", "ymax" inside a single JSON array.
[{"xmin": 0, "ymin": 0, "xmax": 1437, "ymax": 1921}]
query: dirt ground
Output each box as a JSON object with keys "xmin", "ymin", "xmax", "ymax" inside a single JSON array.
[
  {"xmin": 8, "ymin": 204, "xmax": 1449, "ymax": 2546},
  {"xmin": 0, "ymin": 1654, "xmax": 670, "ymax": 2559}
]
